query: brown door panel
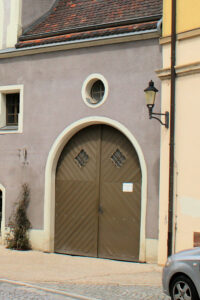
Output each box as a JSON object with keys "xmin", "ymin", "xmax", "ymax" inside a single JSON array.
[
  {"xmin": 55, "ymin": 126, "xmax": 101, "ymax": 256},
  {"xmin": 98, "ymin": 126, "xmax": 141, "ymax": 261},
  {"xmin": 55, "ymin": 125, "xmax": 142, "ymax": 261}
]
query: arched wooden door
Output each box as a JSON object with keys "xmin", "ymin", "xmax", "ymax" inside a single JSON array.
[{"xmin": 55, "ymin": 125, "xmax": 142, "ymax": 261}]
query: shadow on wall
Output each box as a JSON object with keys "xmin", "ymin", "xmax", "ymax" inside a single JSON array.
[{"xmin": 22, "ymin": 0, "xmax": 56, "ymax": 31}]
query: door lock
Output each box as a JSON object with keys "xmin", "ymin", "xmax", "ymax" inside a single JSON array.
[{"xmin": 98, "ymin": 205, "xmax": 103, "ymax": 214}]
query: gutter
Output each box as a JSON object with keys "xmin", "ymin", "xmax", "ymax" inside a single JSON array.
[
  {"xmin": 168, "ymin": 0, "xmax": 176, "ymax": 256},
  {"xmin": 0, "ymin": 29, "xmax": 159, "ymax": 59},
  {"xmin": 157, "ymin": 18, "xmax": 162, "ymax": 35}
]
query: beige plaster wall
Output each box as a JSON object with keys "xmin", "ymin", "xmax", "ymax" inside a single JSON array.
[
  {"xmin": 176, "ymin": 36, "xmax": 200, "ymax": 67},
  {"xmin": 174, "ymin": 73, "xmax": 200, "ymax": 252},
  {"xmin": 163, "ymin": 0, "xmax": 200, "ymax": 37},
  {"xmin": 0, "ymin": 0, "xmax": 3, "ymax": 49},
  {"xmin": 158, "ymin": 33, "xmax": 200, "ymax": 264},
  {"xmin": 0, "ymin": 0, "xmax": 22, "ymax": 49},
  {"xmin": 157, "ymin": 79, "xmax": 171, "ymax": 265},
  {"xmin": 0, "ymin": 0, "xmax": 56, "ymax": 49}
]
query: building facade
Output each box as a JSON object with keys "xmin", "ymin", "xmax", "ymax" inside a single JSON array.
[
  {"xmin": 0, "ymin": 0, "xmax": 162, "ymax": 263},
  {"xmin": 158, "ymin": 0, "xmax": 200, "ymax": 264}
]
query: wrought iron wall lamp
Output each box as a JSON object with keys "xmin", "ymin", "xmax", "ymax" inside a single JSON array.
[{"xmin": 144, "ymin": 80, "xmax": 169, "ymax": 129}]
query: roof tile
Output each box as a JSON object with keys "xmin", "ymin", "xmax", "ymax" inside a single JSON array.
[
  {"xmin": 16, "ymin": 21, "xmax": 158, "ymax": 48},
  {"xmin": 17, "ymin": 0, "xmax": 162, "ymax": 48}
]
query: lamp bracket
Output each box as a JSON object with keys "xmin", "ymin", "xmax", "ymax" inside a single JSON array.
[{"xmin": 148, "ymin": 106, "xmax": 169, "ymax": 128}]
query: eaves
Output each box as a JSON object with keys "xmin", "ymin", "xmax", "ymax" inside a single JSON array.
[{"xmin": 0, "ymin": 29, "xmax": 159, "ymax": 59}]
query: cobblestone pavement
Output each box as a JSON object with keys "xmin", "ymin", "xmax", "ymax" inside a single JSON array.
[
  {"xmin": 0, "ymin": 282, "xmax": 83, "ymax": 300},
  {"xmin": 37, "ymin": 283, "xmax": 171, "ymax": 300},
  {"xmin": 0, "ymin": 281, "xmax": 172, "ymax": 300},
  {"xmin": 0, "ymin": 246, "xmax": 171, "ymax": 299}
]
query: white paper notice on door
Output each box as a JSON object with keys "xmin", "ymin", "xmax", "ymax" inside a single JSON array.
[{"xmin": 122, "ymin": 182, "xmax": 133, "ymax": 192}]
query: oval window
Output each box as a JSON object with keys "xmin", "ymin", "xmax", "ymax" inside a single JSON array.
[{"xmin": 82, "ymin": 74, "xmax": 108, "ymax": 108}]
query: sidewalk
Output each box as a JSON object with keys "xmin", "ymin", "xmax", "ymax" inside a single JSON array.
[{"xmin": 0, "ymin": 245, "xmax": 163, "ymax": 287}]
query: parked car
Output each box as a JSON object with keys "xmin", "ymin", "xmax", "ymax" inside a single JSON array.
[{"xmin": 162, "ymin": 248, "xmax": 200, "ymax": 300}]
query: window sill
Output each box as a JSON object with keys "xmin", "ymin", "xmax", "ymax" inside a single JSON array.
[{"xmin": 0, "ymin": 125, "xmax": 20, "ymax": 134}]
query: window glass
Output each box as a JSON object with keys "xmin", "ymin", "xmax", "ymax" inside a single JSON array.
[
  {"xmin": 90, "ymin": 80, "xmax": 105, "ymax": 103},
  {"xmin": 6, "ymin": 93, "xmax": 19, "ymax": 126}
]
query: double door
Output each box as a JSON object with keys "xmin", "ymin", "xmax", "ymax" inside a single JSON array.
[{"xmin": 55, "ymin": 125, "xmax": 141, "ymax": 261}]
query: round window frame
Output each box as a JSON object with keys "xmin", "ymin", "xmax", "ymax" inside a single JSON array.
[{"xmin": 81, "ymin": 74, "xmax": 108, "ymax": 108}]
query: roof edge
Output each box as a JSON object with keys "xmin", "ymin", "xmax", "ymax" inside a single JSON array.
[
  {"xmin": 0, "ymin": 29, "xmax": 159, "ymax": 59},
  {"xmin": 20, "ymin": 14, "xmax": 162, "ymax": 41}
]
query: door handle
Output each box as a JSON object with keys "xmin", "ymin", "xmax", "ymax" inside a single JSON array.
[{"xmin": 98, "ymin": 205, "xmax": 103, "ymax": 214}]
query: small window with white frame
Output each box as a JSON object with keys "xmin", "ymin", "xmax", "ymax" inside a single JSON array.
[
  {"xmin": 0, "ymin": 85, "xmax": 23, "ymax": 133},
  {"xmin": 82, "ymin": 74, "xmax": 108, "ymax": 108}
]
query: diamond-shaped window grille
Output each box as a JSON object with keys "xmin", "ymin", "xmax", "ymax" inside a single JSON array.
[
  {"xmin": 111, "ymin": 148, "xmax": 126, "ymax": 168},
  {"xmin": 74, "ymin": 149, "xmax": 89, "ymax": 168}
]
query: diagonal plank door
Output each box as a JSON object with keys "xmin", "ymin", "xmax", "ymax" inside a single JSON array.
[
  {"xmin": 98, "ymin": 126, "xmax": 141, "ymax": 261},
  {"xmin": 55, "ymin": 125, "xmax": 101, "ymax": 256},
  {"xmin": 55, "ymin": 125, "xmax": 141, "ymax": 261}
]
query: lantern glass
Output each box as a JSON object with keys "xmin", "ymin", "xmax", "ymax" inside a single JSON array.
[{"xmin": 145, "ymin": 90, "xmax": 156, "ymax": 106}]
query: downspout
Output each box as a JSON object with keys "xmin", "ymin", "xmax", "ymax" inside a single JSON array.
[{"xmin": 168, "ymin": 0, "xmax": 176, "ymax": 256}]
